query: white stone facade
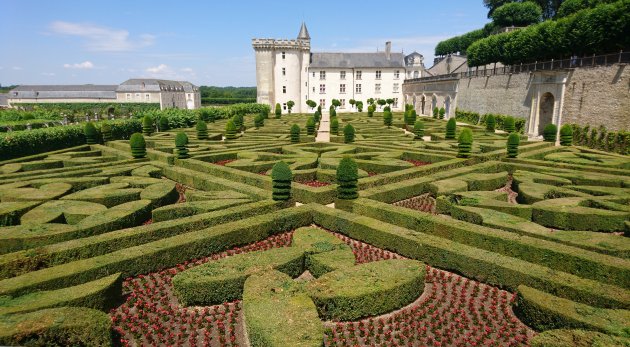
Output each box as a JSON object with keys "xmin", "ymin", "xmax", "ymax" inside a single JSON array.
[{"xmin": 253, "ymin": 24, "xmax": 425, "ymax": 113}]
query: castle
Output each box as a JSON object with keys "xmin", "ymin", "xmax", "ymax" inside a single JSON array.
[{"xmin": 252, "ymin": 23, "xmax": 425, "ymax": 113}]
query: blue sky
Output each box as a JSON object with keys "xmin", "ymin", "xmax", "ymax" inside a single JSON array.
[{"xmin": 0, "ymin": 0, "xmax": 489, "ymax": 87}]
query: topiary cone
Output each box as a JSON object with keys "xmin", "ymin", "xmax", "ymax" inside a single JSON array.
[
  {"xmin": 254, "ymin": 114, "xmax": 264, "ymax": 128},
  {"xmin": 84, "ymin": 122, "xmax": 98, "ymax": 145},
  {"xmin": 457, "ymin": 128, "xmax": 473, "ymax": 158},
  {"xmin": 485, "ymin": 114, "xmax": 496, "ymax": 132},
  {"xmin": 225, "ymin": 120, "xmax": 237, "ymax": 140},
  {"xmin": 174, "ymin": 132, "xmax": 190, "ymax": 159},
  {"xmin": 543, "ymin": 123, "xmax": 557, "ymax": 142},
  {"xmin": 290, "ymin": 124, "xmax": 300, "ymax": 143},
  {"xmin": 445, "ymin": 118, "xmax": 457, "ymax": 140},
  {"xmin": 306, "ymin": 117, "xmax": 316, "ymax": 135},
  {"xmin": 129, "ymin": 133, "xmax": 146, "ymax": 159},
  {"xmin": 507, "ymin": 132, "xmax": 520, "ymax": 158},
  {"xmin": 560, "ymin": 124, "xmax": 573, "ymax": 146},
  {"xmin": 336, "ymin": 157, "xmax": 358, "ymax": 200},
  {"xmin": 271, "ymin": 161, "xmax": 292, "ymax": 201},
  {"xmin": 343, "ymin": 124, "xmax": 355, "ymax": 143},
  {"xmin": 158, "ymin": 116, "xmax": 169, "ymax": 132},
  {"xmin": 331, "ymin": 117, "xmax": 339, "ymax": 136},
  {"xmin": 504, "ymin": 116, "xmax": 515, "ymax": 133},
  {"xmin": 196, "ymin": 120, "xmax": 208, "ymax": 140},
  {"xmin": 100, "ymin": 122, "xmax": 112, "ymax": 142},
  {"xmin": 383, "ymin": 111, "xmax": 393, "ymax": 127},
  {"xmin": 142, "ymin": 115, "xmax": 153, "ymax": 136},
  {"xmin": 413, "ymin": 120, "xmax": 425, "ymax": 140}
]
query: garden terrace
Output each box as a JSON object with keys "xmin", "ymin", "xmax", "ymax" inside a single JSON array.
[{"xmin": 0, "ymin": 110, "xmax": 628, "ymax": 346}]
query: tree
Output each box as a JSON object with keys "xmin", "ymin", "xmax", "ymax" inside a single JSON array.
[
  {"xmin": 129, "ymin": 133, "xmax": 146, "ymax": 159},
  {"xmin": 286, "ymin": 100, "xmax": 295, "ymax": 114},
  {"xmin": 386, "ymin": 98, "xmax": 394, "ymax": 105},
  {"xmin": 232, "ymin": 113, "xmax": 244, "ymax": 130},
  {"xmin": 336, "ymin": 157, "xmax": 358, "ymax": 200},
  {"xmin": 275, "ymin": 103, "xmax": 281, "ymax": 118},
  {"xmin": 84, "ymin": 122, "xmax": 98, "ymax": 145},
  {"xmin": 367, "ymin": 98, "xmax": 375, "ymax": 106},
  {"xmin": 433, "ymin": 107, "xmax": 439, "ymax": 118},
  {"xmin": 254, "ymin": 114, "xmax": 265, "ymax": 128},
  {"xmin": 383, "ymin": 111, "xmax": 393, "ymax": 127},
  {"xmin": 367, "ymin": 105, "xmax": 375, "ymax": 118},
  {"xmin": 174, "ymin": 132, "xmax": 190, "ymax": 159},
  {"xmin": 290, "ymin": 124, "xmax": 301, "ymax": 143},
  {"xmin": 543, "ymin": 123, "xmax": 558, "ymax": 142},
  {"xmin": 439, "ymin": 107, "xmax": 446, "ymax": 120},
  {"xmin": 142, "ymin": 115, "xmax": 153, "ymax": 136},
  {"xmin": 507, "ymin": 132, "xmax": 520, "ymax": 158},
  {"xmin": 101, "ymin": 122, "xmax": 112, "ymax": 142},
  {"xmin": 356, "ymin": 101, "xmax": 364, "ymax": 112},
  {"xmin": 445, "ymin": 118, "xmax": 457, "ymax": 139},
  {"xmin": 377, "ymin": 99, "xmax": 387, "ymax": 109},
  {"xmin": 158, "ymin": 116, "xmax": 169, "ymax": 131},
  {"xmin": 225, "ymin": 120, "xmax": 237, "ymax": 140},
  {"xmin": 560, "ymin": 124, "xmax": 573, "ymax": 146},
  {"xmin": 306, "ymin": 117, "xmax": 316, "ymax": 135},
  {"xmin": 196, "ymin": 120, "xmax": 209, "ymax": 140},
  {"xmin": 457, "ymin": 128, "xmax": 473, "ymax": 158},
  {"xmin": 483, "ymin": 0, "xmax": 561, "ymax": 20},
  {"xmin": 314, "ymin": 110, "xmax": 321, "ymax": 123},
  {"xmin": 414, "ymin": 120, "xmax": 425, "ymax": 140},
  {"xmin": 485, "ymin": 114, "xmax": 496, "ymax": 132},
  {"xmin": 331, "ymin": 117, "xmax": 339, "ymax": 135},
  {"xmin": 504, "ymin": 116, "xmax": 516, "ymax": 133},
  {"xmin": 332, "ymin": 99, "xmax": 341, "ymax": 109},
  {"xmin": 490, "ymin": 2, "xmax": 542, "ymax": 27},
  {"xmin": 344, "ymin": 124, "xmax": 355, "ymax": 143},
  {"xmin": 259, "ymin": 108, "xmax": 268, "ymax": 120},
  {"xmin": 306, "ymin": 99, "xmax": 317, "ymax": 110},
  {"xmin": 271, "ymin": 161, "xmax": 292, "ymax": 201},
  {"xmin": 330, "ymin": 108, "xmax": 337, "ymax": 118},
  {"xmin": 349, "ymin": 99, "xmax": 356, "ymax": 109}
]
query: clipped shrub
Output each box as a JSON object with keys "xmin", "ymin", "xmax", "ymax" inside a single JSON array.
[
  {"xmin": 490, "ymin": 1, "xmax": 542, "ymax": 27},
  {"xmin": 259, "ymin": 108, "xmax": 268, "ymax": 120},
  {"xmin": 445, "ymin": 118, "xmax": 457, "ymax": 139},
  {"xmin": 413, "ymin": 120, "xmax": 425, "ymax": 140},
  {"xmin": 83, "ymin": 122, "xmax": 98, "ymax": 145},
  {"xmin": 356, "ymin": 101, "xmax": 363, "ymax": 112},
  {"xmin": 367, "ymin": 105, "xmax": 375, "ymax": 117},
  {"xmin": 275, "ymin": 103, "xmax": 281, "ymax": 118},
  {"xmin": 271, "ymin": 161, "xmax": 292, "ymax": 201},
  {"xmin": 142, "ymin": 115, "xmax": 153, "ymax": 136},
  {"xmin": 337, "ymin": 157, "xmax": 359, "ymax": 200},
  {"xmin": 485, "ymin": 114, "xmax": 496, "ymax": 132},
  {"xmin": 457, "ymin": 128, "xmax": 473, "ymax": 158},
  {"xmin": 174, "ymin": 132, "xmax": 190, "ymax": 159},
  {"xmin": 290, "ymin": 124, "xmax": 300, "ymax": 143},
  {"xmin": 314, "ymin": 110, "xmax": 321, "ymax": 123},
  {"xmin": 306, "ymin": 117, "xmax": 316, "ymax": 135},
  {"xmin": 196, "ymin": 120, "xmax": 208, "ymax": 140},
  {"xmin": 433, "ymin": 107, "xmax": 439, "ymax": 118},
  {"xmin": 343, "ymin": 124, "xmax": 355, "ymax": 143},
  {"xmin": 507, "ymin": 132, "xmax": 520, "ymax": 158},
  {"xmin": 409, "ymin": 109, "xmax": 417, "ymax": 126},
  {"xmin": 560, "ymin": 124, "xmax": 573, "ymax": 146},
  {"xmin": 331, "ymin": 117, "xmax": 339, "ymax": 135},
  {"xmin": 383, "ymin": 106, "xmax": 391, "ymax": 113},
  {"xmin": 100, "ymin": 122, "xmax": 112, "ymax": 142},
  {"xmin": 158, "ymin": 116, "xmax": 169, "ymax": 131},
  {"xmin": 254, "ymin": 114, "xmax": 264, "ymax": 128},
  {"xmin": 129, "ymin": 133, "xmax": 146, "ymax": 159},
  {"xmin": 383, "ymin": 111, "xmax": 393, "ymax": 127},
  {"xmin": 504, "ymin": 116, "xmax": 516, "ymax": 133},
  {"xmin": 439, "ymin": 107, "xmax": 446, "ymax": 119},
  {"xmin": 232, "ymin": 113, "xmax": 244, "ymax": 130},
  {"xmin": 543, "ymin": 123, "xmax": 558, "ymax": 142},
  {"xmin": 225, "ymin": 120, "xmax": 237, "ymax": 140}
]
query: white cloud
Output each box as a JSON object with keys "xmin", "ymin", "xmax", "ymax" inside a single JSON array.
[
  {"xmin": 49, "ymin": 21, "xmax": 155, "ymax": 52},
  {"xmin": 181, "ymin": 67, "xmax": 194, "ymax": 73},
  {"xmin": 146, "ymin": 64, "xmax": 169, "ymax": 74},
  {"xmin": 41, "ymin": 72, "xmax": 56, "ymax": 76},
  {"xmin": 12, "ymin": 66, "xmax": 22, "ymax": 70},
  {"xmin": 63, "ymin": 61, "xmax": 94, "ymax": 69},
  {"xmin": 143, "ymin": 64, "xmax": 197, "ymax": 80}
]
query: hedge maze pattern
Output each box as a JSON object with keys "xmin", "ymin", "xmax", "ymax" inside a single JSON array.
[{"xmin": 0, "ymin": 111, "xmax": 628, "ymax": 346}]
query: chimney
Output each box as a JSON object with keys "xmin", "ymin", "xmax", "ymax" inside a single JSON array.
[{"xmin": 385, "ymin": 41, "xmax": 392, "ymax": 60}]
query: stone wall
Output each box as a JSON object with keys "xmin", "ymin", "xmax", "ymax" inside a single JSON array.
[
  {"xmin": 561, "ymin": 64, "xmax": 630, "ymax": 131},
  {"xmin": 456, "ymin": 72, "xmax": 531, "ymax": 120}
]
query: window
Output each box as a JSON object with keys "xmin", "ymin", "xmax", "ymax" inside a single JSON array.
[
  {"xmin": 305, "ymin": 82, "xmax": 307, "ymax": 87},
  {"xmin": 413, "ymin": 71, "xmax": 420, "ymax": 78},
  {"xmin": 320, "ymin": 71, "xmax": 326, "ymax": 80},
  {"xmin": 340, "ymin": 84, "xmax": 346, "ymax": 93},
  {"xmin": 282, "ymin": 68, "xmax": 286, "ymax": 76},
  {"xmin": 312, "ymin": 72, "xmax": 315, "ymax": 78},
  {"xmin": 393, "ymin": 83, "xmax": 399, "ymax": 93},
  {"xmin": 145, "ymin": 94, "xmax": 150, "ymax": 101},
  {"xmin": 376, "ymin": 70, "xmax": 382, "ymax": 79},
  {"xmin": 340, "ymin": 99, "xmax": 346, "ymax": 109},
  {"xmin": 319, "ymin": 84, "xmax": 326, "ymax": 94},
  {"xmin": 340, "ymin": 71, "xmax": 346, "ymax": 80},
  {"xmin": 283, "ymin": 103, "xmax": 287, "ymax": 110},
  {"xmin": 355, "ymin": 84, "xmax": 362, "ymax": 94},
  {"xmin": 135, "ymin": 93, "xmax": 140, "ymax": 99},
  {"xmin": 126, "ymin": 93, "xmax": 131, "ymax": 101},
  {"xmin": 320, "ymin": 99, "xmax": 326, "ymax": 108},
  {"xmin": 356, "ymin": 71, "xmax": 362, "ymax": 80},
  {"xmin": 313, "ymin": 86, "xmax": 315, "ymax": 93},
  {"xmin": 283, "ymin": 86, "xmax": 287, "ymax": 94},
  {"xmin": 393, "ymin": 98, "xmax": 399, "ymax": 108},
  {"xmin": 282, "ymin": 52, "xmax": 286, "ymax": 59},
  {"xmin": 375, "ymin": 83, "xmax": 381, "ymax": 94},
  {"xmin": 395, "ymin": 70, "xmax": 400, "ymax": 79}
]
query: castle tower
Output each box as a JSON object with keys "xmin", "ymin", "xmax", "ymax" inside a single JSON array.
[{"xmin": 252, "ymin": 23, "xmax": 311, "ymax": 114}]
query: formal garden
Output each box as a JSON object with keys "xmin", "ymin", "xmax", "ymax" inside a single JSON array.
[{"xmin": 0, "ymin": 103, "xmax": 628, "ymax": 346}]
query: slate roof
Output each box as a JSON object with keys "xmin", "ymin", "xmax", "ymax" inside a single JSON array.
[
  {"xmin": 9, "ymin": 85, "xmax": 118, "ymax": 99},
  {"xmin": 297, "ymin": 22, "xmax": 310, "ymax": 40},
  {"xmin": 117, "ymin": 79, "xmax": 198, "ymax": 92},
  {"xmin": 309, "ymin": 52, "xmax": 405, "ymax": 68}
]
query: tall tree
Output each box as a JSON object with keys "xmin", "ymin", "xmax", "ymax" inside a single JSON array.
[{"xmin": 483, "ymin": 0, "xmax": 564, "ymax": 19}]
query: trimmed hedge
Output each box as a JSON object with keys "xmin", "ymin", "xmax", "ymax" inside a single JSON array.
[
  {"xmin": 515, "ymin": 285, "xmax": 630, "ymax": 336},
  {"xmin": 0, "ymin": 307, "xmax": 113, "ymax": 346},
  {"xmin": 271, "ymin": 161, "xmax": 292, "ymax": 201},
  {"xmin": 336, "ymin": 157, "xmax": 359, "ymax": 200},
  {"xmin": 84, "ymin": 122, "xmax": 98, "ymax": 145},
  {"xmin": 507, "ymin": 132, "xmax": 520, "ymax": 158},
  {"xmin": 445, "ymin": 118, "xmax": 456, "ymax": 139},
  {"xmin": 129, "ymin": 133, "xmax": 146, "ymax": 159},
  {"xmin": 0, "ymin": 273, "xmax": 122, "ymax": 315},
  {"xmin": 457, "ymin": 128, "xmax": 473, "ymax": 158},
  {"xmin": 531, "ymin": 197, "xmax": 630, "ymax": 232},
  {"xmin": 152, "ymin": 199, "xmax": 251, "ymax": 222},
  {"xmin": 244, "ymin": 270, "xmax": 323, "ymax": 347},
  {"xmin": 531, "ymin": 329, "xmax": 630, "ymax": 347},
  {"xmin": 307, "ymin": 259, "xmax": 425, "ymax": 321}
]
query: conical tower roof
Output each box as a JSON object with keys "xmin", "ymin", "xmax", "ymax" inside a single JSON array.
[{"xmin": 297, "ymin": 22, "xmax": 310, "ymax": 40}]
